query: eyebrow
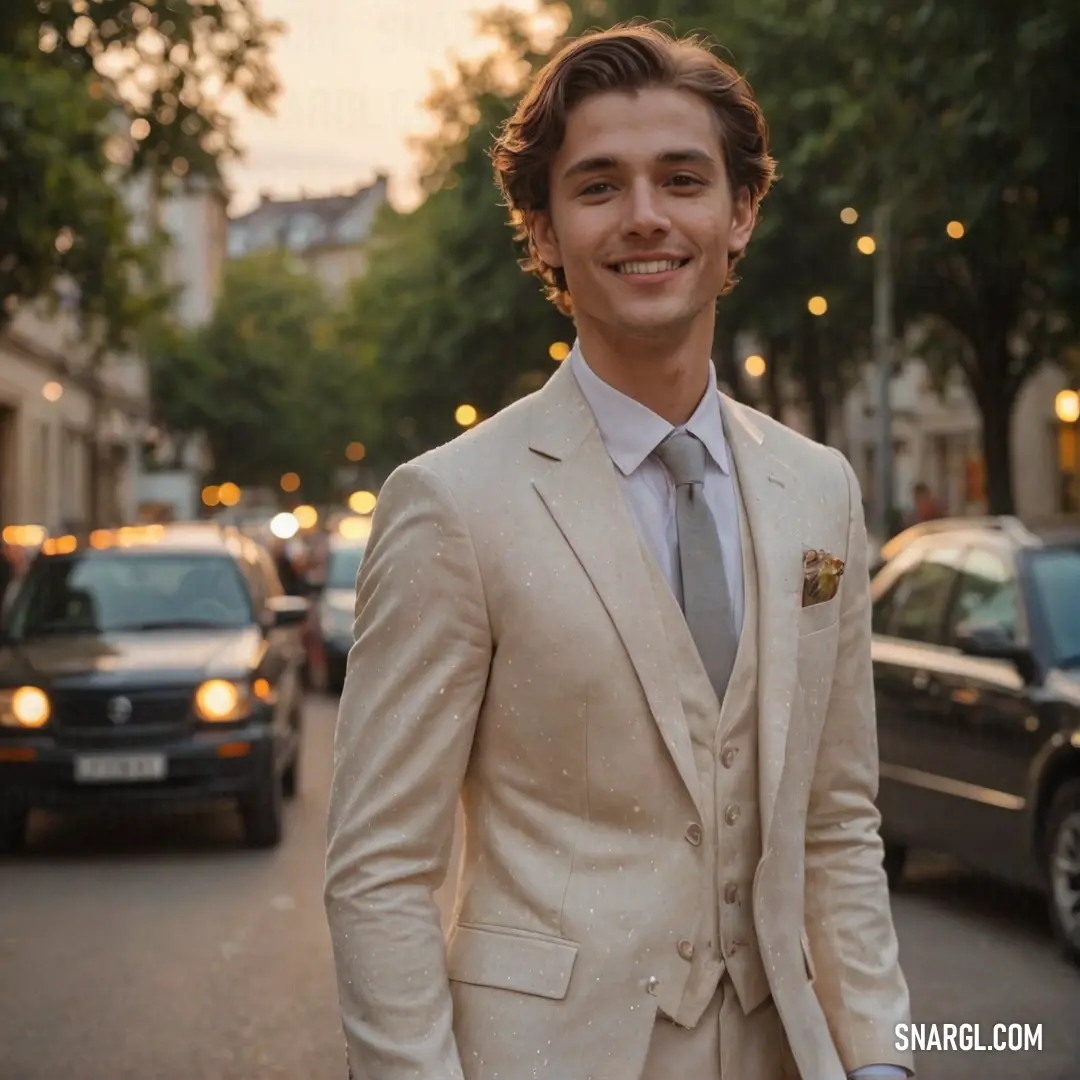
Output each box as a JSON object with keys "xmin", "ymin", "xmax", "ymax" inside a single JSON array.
[{"xmin": 561, "ymin": 148, "xmax": 717, "ymax": 180}]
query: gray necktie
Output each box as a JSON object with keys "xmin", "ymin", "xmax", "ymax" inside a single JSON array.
[{"xmin": 654, "ymin": 431, "xmax": 738, "ymax": 700}]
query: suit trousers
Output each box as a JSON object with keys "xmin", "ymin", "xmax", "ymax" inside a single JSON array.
[{"xmin": 639, "ymin": 975, "xmax": 796, "ymax": 1080}]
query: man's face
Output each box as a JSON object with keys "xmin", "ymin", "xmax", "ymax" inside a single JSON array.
[{"xmin": 531, "ymin": 86, "xmax": 756, "ymax": 341}]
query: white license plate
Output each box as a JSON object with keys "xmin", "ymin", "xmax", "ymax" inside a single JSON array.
[{"xmin": 74, "ymin": 754, "xmax": 168, "ymax": 783}]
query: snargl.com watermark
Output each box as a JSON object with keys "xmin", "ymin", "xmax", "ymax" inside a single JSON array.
[{"xmin": 895, "ymin": 1023, "xmax": 1043, "ymax": 1053}]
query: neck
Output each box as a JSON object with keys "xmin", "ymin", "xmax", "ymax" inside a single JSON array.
[{"xmin": 574, "ymin": 314, "xmax": 715, "ymax": 426}]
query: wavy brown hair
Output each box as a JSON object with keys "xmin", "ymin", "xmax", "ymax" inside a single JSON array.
[{"xmin": 490, "ymin": 22, "xmax": 777, "ymax": 316}]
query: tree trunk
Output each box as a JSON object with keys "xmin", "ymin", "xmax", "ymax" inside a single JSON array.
[
  {"xmin": 799, "ymin": 321, "xmax": 830, "ymax": 445},
  {"xmin": 764, "ymin": 335, "xmax": 786, "ymax": 420},
  {"xmin": 714, "ymin": 332, "xmax": 747, "ymax": 403},
  {"xmin": 974, "ymin": 382, "xmax": 1017, "ymax": 515}
]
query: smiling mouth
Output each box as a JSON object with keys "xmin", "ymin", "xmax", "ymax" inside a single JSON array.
[{"xmin": 609, "ymin": 258, "xmax": 691, "ymax": 275}]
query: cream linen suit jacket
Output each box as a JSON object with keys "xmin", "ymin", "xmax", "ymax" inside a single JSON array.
[{"xmin": 325, "ymin": 360, "xmax": 914, "ymax": 1080}]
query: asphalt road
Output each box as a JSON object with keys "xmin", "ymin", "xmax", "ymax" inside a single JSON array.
[{"xmin": 1, "ymin": 692, "xmax": 1077, "ymax": 1080}]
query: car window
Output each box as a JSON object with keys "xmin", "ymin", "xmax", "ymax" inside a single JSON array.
[
  {"xmin": 1027, "ymin": 546, "xmax": 1080, "ymax": 665},
  {"xmin": 6, "ymin": 552, "xmax": 254, "ymax": 638},
  {"xmin": 325, "ymin": 545, "xmax": 366, "ymax": 591},
  {"xmin": 877, "ymin": 545, "xmax": 965, "ymax": 644},
  {"xmin": 946, "ymin": 547, "xmax": 1018, "ymax": 643}
]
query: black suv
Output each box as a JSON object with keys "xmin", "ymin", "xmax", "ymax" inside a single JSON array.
[
  {"xmin": 870, "ymin": 515, "xmax": 1080, "ymax": 964},
  {"xmin": 0, "ymin": 522, "xmax": 308, "ymax": 851}
]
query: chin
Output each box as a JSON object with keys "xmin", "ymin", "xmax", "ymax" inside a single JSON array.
[{"xmin": 605, "ymin": 300, "xmax": 702, "ymax": 338}]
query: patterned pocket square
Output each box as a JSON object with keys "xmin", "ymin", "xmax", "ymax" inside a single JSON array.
[{"xmin": 802, "ymin": 548, "xmax": 845, "ymax": 607}]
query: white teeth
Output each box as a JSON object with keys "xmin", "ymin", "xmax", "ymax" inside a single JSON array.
[{"xmin": 615, "ymin": 259, "xmax": 685, "ymax": 275}]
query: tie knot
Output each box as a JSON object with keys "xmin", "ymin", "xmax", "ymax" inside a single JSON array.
[{"xmin": 654, "ymin": 430, "xmax": 706, "ymax": 487}]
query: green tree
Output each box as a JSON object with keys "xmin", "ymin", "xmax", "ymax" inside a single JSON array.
[
  {"xmin": 340, "ymin": 10, "xmax": 574, "ymax": 464},
  {"xmin": 0, "ymin": 0, "xmax": 280, "ymax": 330},
  {"xmin": 568, "ymin": 0, "xmax": 1080, "ymax": 512},
  {"xmin": 164, "ymin": 252, "xmax": 371, "ymax": 502}
]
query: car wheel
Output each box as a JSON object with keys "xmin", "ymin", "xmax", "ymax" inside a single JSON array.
[
  {"xmin": 240, "ymin": 758, "xmax": 284, "ymax": 849},
  {"xmin": 0, "ymin": 803, "xmax": 28, "ymax": 854},
  {"xmin": 1046, "ymin": 779, "xmax": 1080, "ymax": 966},
  {"xmin": 883, "ymin": 841, "xmax": 907, "ymax": 889},
  {"xmin": 282, "ymin": 710, "xmax": 302, "ymax": 800}
]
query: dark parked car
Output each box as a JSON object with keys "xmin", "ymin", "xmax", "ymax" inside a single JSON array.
[
  {"xmin": 315, "ymin": 529, "xmax": 367, "ymax": 692},
  {"xmin": 0, "ymin": 522, "xmax": 309, "ymax": 852},
  {"xmin": 870, "ymin": 515, "xmax": 1080, "ymax": 964}
]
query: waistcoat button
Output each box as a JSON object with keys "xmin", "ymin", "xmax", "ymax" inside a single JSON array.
[
  {"xmin": 724, "ymin": 804, "xmax": 740, "ymax": 826},
  {"xmin": 645, "ymin": 976, "xmax": 660, "ymax": 995},
  {"xmin": 677, "ymin": 938, "xmax": 695, "ymax": 961},
  {"xmin": 720, "ymin": 746, "xmax": 737, "ymax": 768},
  {"xmin": 684, "ymin": 822, "xmax": 703, "ymax": 845},
  {"xmin": 724, "ymin": 881, "xmax": 739, "ymax": 904}
]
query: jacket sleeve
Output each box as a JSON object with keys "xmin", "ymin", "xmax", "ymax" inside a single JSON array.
[
  {"xmin": 804, "ymin": 449, "xmax": 914, "ymax": 1075},
  {"xmin": 324, "ymin": 461, "xmax": 492, "ymax": 1080}
]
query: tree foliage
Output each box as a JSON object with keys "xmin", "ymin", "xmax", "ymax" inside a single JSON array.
[
  {"xmin": 345, "ymin": 0, "xmax": 1078, "ymax": 511},
  {"xmin": 0, "ymin": 0, "xmax": 280, "ymax": 339},
  {"xmin": 150, "ymin": 253, "xmax": 372, "ymax": 501}
]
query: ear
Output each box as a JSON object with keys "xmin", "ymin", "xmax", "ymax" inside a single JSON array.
[
  {"xmin": 728, "ymin": 187, "xmax": 757, "ymax": 255},
  {"xmin": 527, "ymin": 210, "xmax": 563, "ymax": 268}
]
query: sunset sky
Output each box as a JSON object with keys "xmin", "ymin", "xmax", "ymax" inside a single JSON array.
[{"xmin": 227, "ymin": 0, "xmax": 547, "ymax": 213}]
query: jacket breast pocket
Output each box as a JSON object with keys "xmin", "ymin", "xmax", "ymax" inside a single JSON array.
[
  {"xmin": 446, "ymin": 923, "xmax": 579, "ymax": 1000},
  {"xmin": 798, "ymin": 595, "xmax": 839, "ymax": 636}
]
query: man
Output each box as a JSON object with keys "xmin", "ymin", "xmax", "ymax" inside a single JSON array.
[{"xmin": 326, "ymin": 22, "xmax": 913, "ymax": 1080}]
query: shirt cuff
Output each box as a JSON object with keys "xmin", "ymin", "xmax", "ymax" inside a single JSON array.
[{"xmin": 849, "ymin": 1068, "xmax": 911, "ymax": 1078}]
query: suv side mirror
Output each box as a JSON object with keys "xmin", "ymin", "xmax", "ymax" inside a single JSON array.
[
  {"xmin": 954, "ymin": 619, "xmax": 1016, "ymax": 658},
  {"xmin": 265, "ymin": 594, "xmax": 309, "ymax": 628},
  {"xmin": 955, "ymin": 619, "xmax": 1038, "ymax": 680}
]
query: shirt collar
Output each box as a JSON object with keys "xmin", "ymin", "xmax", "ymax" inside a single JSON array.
[{"xmin": 569, "ymin": 338, "xmax": 731, "ymax": 477}]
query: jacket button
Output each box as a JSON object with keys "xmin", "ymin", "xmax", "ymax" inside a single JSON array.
[
  {"xmin": 720, "ymin": 746, "xmax": 737, "ymax": 768},
  {"xmin": 645, "ymin": 976, "xmax": 660, "ymax": 995},
  {"xmin": 684, "ymin": 822, "xmax": 703, "ymax": 846},
  {"xmin": 677, "ymin": 938, "xmax": 695, "ymax": 961},
  {"xmin": 724, "ymin": 804, "xmax": 740, "ymax": 826},
  {"xmin": 724, "ymin": 882, "xmax": 739, "ymax": 904}
]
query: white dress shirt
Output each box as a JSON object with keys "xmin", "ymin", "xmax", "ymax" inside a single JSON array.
[
  {"xmin": 570, "ymin": 340, "xmax": 908, "ymax": 1080},
  {"xmin": 570, "ymin": 340, "xmax": 744, "ymax": 629}
]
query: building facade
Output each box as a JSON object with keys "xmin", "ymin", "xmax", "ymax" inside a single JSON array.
[
  {"xmin": 0, "ymin": 173, "xmax": 227, "ymax": 536},
  {"xmin": 226, "ymin": 174, "xmax": 389, "ymax": 297}
]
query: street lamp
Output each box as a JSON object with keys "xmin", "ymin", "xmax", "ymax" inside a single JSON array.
[
  {"xmin": 807, "ymin": 296, "xmax": 828, "ymax": 316},
  {"xmin": 280, "ymin": 472, "xmax": 300, "ymax": 493},
  {"xmin": 946, "ymin": 220, "xmax": 965, "ymax": 239},
  {"xmin": 455, "ymin": 404, "xmax": 478, "ymax": 427},
  {"xmin": 549, "ymin": 341, "xmax": 570, "ymax": 362},
  {"xmin": 744, "ymin": 354, "xmax": 766, "ymax": 378},
  {"xmin": 1055, "ymin": 390, "xmax": 1080, "ymax": 511},
  {"xmin": 841, "ymin": 207, "xmax": 859, "ymax": 225},
  {"xmin": 1055, "ymin": 390, "xmax": 1079, "ymax": 423},
  {"xmin": 856, "ymin": 235, "xmax": 877, "ymax": 255}
]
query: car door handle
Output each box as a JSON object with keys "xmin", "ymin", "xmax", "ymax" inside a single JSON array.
[{"xmin": 951, "ymin": 687, "xmax": 980, "ymax": 706}]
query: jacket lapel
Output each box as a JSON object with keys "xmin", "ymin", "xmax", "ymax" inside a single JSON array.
[
  {"xmin": 530, "ymin": 364, "xmax": 704, "ymax": 821},
  {"xmin": 720, "ymin": 396, "xmax": 802, "ymax": 848}
]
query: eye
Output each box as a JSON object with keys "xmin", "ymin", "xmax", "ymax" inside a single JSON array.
[
  {"xmin": 580, "ymin": 181, "xmax": 614, "ymax": 197},
  {"xmin": 668, "ymin": 174, "xmax": 704, "ymax": 189}
]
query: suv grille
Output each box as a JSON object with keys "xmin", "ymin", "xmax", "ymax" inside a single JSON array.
[{"xmin": 52, "ymin": 687, "xmax": 194, "ymax": 746}]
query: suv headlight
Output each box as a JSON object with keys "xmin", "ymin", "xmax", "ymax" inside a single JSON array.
[
  {"xmin": 193, "ymin": 679, "xmax": 258, "ymax": 723},
  {"xmin": 0, "ymin": 686, "xmax": 51, "ymax": 729}
]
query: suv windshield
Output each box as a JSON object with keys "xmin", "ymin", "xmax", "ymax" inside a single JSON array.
[
  {"xmin": 1028, "ymin": 545, "xmax": 1080, "ymax": 667},
  {"xmin": 325, "ymin": 545, "xmax": 366, "ymax": 591},
  {"xmin": 6, "ymin": 552, "xmax": 254, "ymax": 639}
]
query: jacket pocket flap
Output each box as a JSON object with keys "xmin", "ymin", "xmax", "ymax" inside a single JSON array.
[{"xmin": 446, "ymin": 924, "xmax": 578, "ymax": 1000}]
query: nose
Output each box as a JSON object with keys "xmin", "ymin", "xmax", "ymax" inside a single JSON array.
[{"xmin": 624, "ymin": 179, "xmax": 670, "ymax": 237}]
